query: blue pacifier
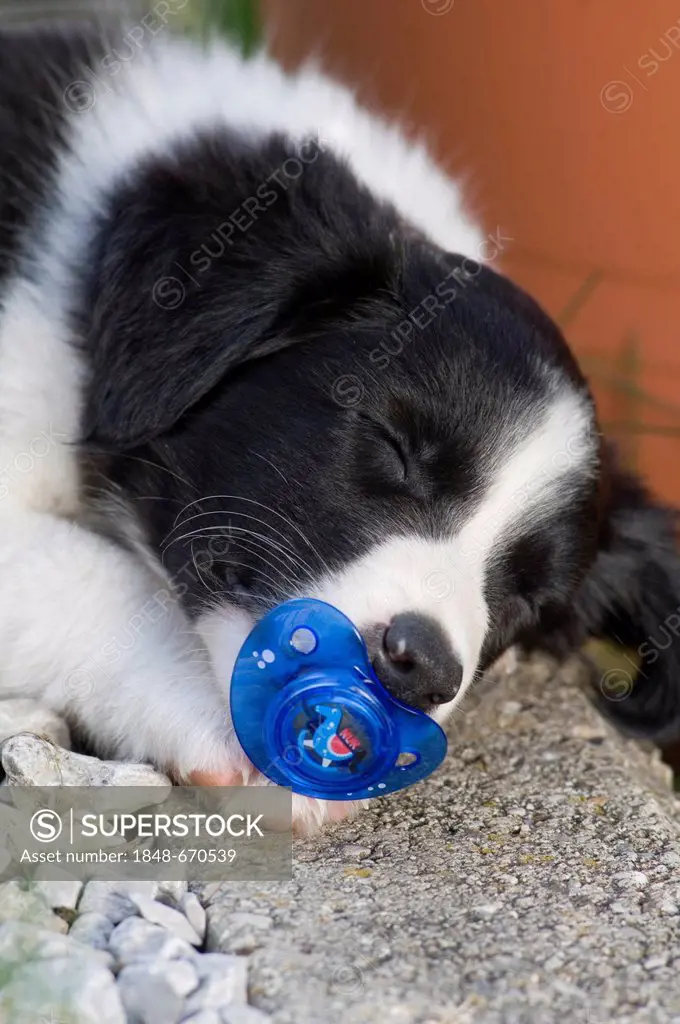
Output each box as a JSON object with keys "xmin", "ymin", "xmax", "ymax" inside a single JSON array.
[{"xmin": 230, "ymin": 598, "xmax": 448, "ymax": 800}]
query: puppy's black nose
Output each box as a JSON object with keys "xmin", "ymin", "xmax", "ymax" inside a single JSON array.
[{"xmin": 369, "ymin": 613, "xmax": 463, "ymax": 711}]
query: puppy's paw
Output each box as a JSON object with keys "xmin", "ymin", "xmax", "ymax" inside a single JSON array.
[
  {"xmin": 290, "ymin": 794, "xmax": 367, "ymax": 836},
  {"xmin": 184, "ymin": 761, "xmax": 366, "ymax": 835}
]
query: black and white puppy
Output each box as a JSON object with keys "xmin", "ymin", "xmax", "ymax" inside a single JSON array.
[{"xmin": 1, "ymin": 22, "xmax": 678, "ymax": 831}]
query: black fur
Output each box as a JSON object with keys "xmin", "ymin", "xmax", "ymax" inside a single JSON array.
[
  {"xmin": 0, "ymin": 24, "xmax": 108, "ymax": 278},
  {"xmin": 3, "ymin": 23, "xmax": 680, "ymax": 743},
  {"xmin": 77, "ymin": 127, "xmax": 680, "ymax": 740},
  {"xmin": 520, "ymin": 446, "xmax": 680, "ymax": 744}
]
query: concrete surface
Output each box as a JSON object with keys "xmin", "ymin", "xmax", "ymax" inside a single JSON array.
[{"xmin": 201, "ymin": 655, "xmax": 680, "ymax": 1024}]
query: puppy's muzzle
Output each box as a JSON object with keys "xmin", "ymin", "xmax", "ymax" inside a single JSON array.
[{"xmin": 366, "ymin": 612, "xmax": 463, "ymax": 712}]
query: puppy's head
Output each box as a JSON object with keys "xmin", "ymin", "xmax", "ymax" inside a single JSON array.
[{"xmin": 81, "ymin": 130, "xmax": 680, "ymax": 741}]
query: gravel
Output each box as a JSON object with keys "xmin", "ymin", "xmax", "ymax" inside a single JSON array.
[
  {"xmin": 0, "ymin": 653, "xmax": 678, "ymax": 1022},
  {"xmin": 200, "ymin": 655, "xmax": 680, "ymax": 1024}
]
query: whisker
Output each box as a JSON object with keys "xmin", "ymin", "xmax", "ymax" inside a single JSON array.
[
  {"xmin": 162, "ymin": 518, "xmax": 318, "ymax": 580},
  {"xmin": 112, "ymin": 452, "xmax": 196, "ymax": 492},
  {"xmin": 250, "ymin": 450, "xmax": 291, "ymax": 486},
  {"xmin": 211, "ymin": 559, "xmax": 294, "ymax": 602},
  {"xmin": 213, "ymin": 536, "xmax": 310, "ymax": 587},
  {"xmin": 163, "ymin": 512, "xmax": 299, "ymax": 556},
  {"xmin": 191, "ymin": 541, "xmax": 222, "ymax": 598},
  {"xmin": 168, "ymin": 495, "xmax": 334, "ymax": 578}
]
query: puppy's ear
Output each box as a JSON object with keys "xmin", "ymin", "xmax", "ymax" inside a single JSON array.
[
  {"xmin": 567, "ymin": 444, "xmax": 680, "ymax": 743},
  {"xmin": 80, "ymin": 133, "xmax": 399, "ymax": 449}
]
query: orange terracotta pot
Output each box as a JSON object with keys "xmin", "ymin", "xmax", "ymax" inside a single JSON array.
[{"xmin": 263, "ymin": 0, "xmax": 680, "ymax": 504}]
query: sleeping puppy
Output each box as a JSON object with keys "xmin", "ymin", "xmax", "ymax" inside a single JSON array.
[{"xmin": 0, "ymin": 21, "xmax": 678, "ymax": 832}]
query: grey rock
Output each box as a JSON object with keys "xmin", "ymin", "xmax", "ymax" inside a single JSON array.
[
  {"xmin": 644, "ymin": 953, "xmax": 669, "ymax": 971},
  {"xmin": 0, "ymin": 920, "xmax": 114, "ymax": 970},
  {"xmin": 340, "ymin": 844, "xmax": 372, "ymax": 860},
  {"xmin": 0, "ymin": 879, "xmax": 67, "ymax": 932},
  {"xmin": 183, "ymin": 1014, "xmax": 222, "ymax": 1024},
  {"xmin": 69, "ymin": 910, "xmax": 115, "ymax": 950},
  {"xmin": 156, "ymin": 879, "xmax": 189, "ymax": 903},
  {"xmin": 184, "ymin": 953, "xmax": 248, "ymax": 1015},
  {"xmin": 109, "ymin": 916, "xmax": 197, "ymax": 966},
  {"xmin": 199, "ymin": 882, "xmax": 227, "ymax": 903},
  {"xmin": 77, "ymin": 880, "xmax": 143, "ymax": 924},
  {"xmin": 206, "ymin": 908, "xmax": 272, "ymax": 954},
  {"xmin": 202, "ymin": 654, "xmax": 680, "ymax": 1024},
  {"xmin": 1, "ymin": 733, "xmax": 171, "ymax": 787},
  {"xmin": 117, "ymin": 962, "xmax": 188, "ymax": 1024},
  {"xmin": 180, "ymin": 891, "xmax": 207, "ymax": 943},
  {"xmin": 0, "ymin": 697, "xmax": 70, "ymax": 747},
  {"xmin": 129, "ymin": 892, "xmax": 203, "ymax": 946},
  {"xmin": 0, "ymin": 953, "xmax": 124, "ymax": 1023}
]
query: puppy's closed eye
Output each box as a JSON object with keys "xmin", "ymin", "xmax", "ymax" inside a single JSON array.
[
  {"xmin": 377, "ymin": 429, "xmax": 410, "ymax": 483},
  {"xmin": 353, "ymin": 416, "xmax": 413, "ymax": 490}
]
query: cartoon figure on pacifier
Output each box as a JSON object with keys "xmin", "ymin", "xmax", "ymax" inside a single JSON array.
[
  {"xmin": 230, "ymin": 598, "xmax": 448, "ymax": 801},
  {"xmin": 298, "ymin": 703, "xmax": 362, "ymax": 769}
]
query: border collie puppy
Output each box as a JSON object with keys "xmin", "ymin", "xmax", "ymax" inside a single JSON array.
[{"xmin": 0, "ymin": 22, "xmax": 678, "ymax": 832}]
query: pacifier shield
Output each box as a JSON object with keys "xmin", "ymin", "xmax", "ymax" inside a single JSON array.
[{"xmin": 230, "ymin": 599, "xmax": 448, "ymax": 800}]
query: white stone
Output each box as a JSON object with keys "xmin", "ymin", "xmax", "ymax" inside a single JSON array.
[
  {"xmin": 77, "ymin": 881, "xmax": 143, "ymax": 924},
  {"xmin": 180, "ymin": 891, "xmax": 208, "ymax": 943},
  {"xmin": 1, "ymin": 954, "xmax": 124, "ymax": 1019},
  {"xmin": 117, "ymin": 962, "xmax": 185, "ymax": 1024},
  {"xmin": 184, "ymin": 953, "xmax": 248, "ymax": 1014},
  {"xmin": 0, "ymin": 880, "xmax": 67, "ymax": 932},
  {"xmin": 571, "ymin": 723, "xmax": 607, "ymax": 740},
  {"xmin": 34, "ymin": 878, "xmax": 83, "ymax": 911},
  {"xmin": 206, "ymin": 907, "xmax": 273, "ymax": 954},
  {"xmin": 473, "ymin": 903, "xmax": 502, "ymax": 918},
  {"xmin": 613, "ymin": 871, "xmax": 648, "ymax": 888},
  {"xmin": 109, "ymin": 916, "xmax": 196, "ymax": 966},
  {"xmin": 156, "ymin": 879, "xmax": 189, "ymax": 903},
  {"xmin": 1, "ymin": 733, "xmax": 171, "ymax": 787},
  {"xmin": 129, "ymin": 892, "xmax": 203, "ymax": 946},
  {"xmin": 643, "ymin": 953, "xmax": 669, "ymax": 970},
  {"xmin": 69, "ymin": 911, "xmax": 115, "ymax": 950},
  {"xmin": 0, "ymin": 920, "xmax": 114, "ymax": 969},
  {"xmin": 164, "ymin": 957, "xmax": 200, "ymax": 997},
  {"xmin": 0, "ymin": 954, "xmax": 124, "ymax": 1023}
]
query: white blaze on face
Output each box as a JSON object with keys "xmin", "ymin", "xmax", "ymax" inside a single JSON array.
[{"xmin": 308, "ymin": 388, "xmax": 597, "ymax": 720}]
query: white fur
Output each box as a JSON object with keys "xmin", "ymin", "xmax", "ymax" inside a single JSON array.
[
  {"xmin": 0, "ymin": 33, "xmax": 549, "ymax": 833},
  {"xmin": 55, "ymin": 34, "xmax": 483, "ymax": 267},
  {"xmin": 300, "ymin": 388, "xmax": 596, "ymax": 718}
]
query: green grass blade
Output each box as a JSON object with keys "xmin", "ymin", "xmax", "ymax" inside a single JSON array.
[{"xmin": 193, "ymin": 0, "xmax": 261, "ymax": 54}]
